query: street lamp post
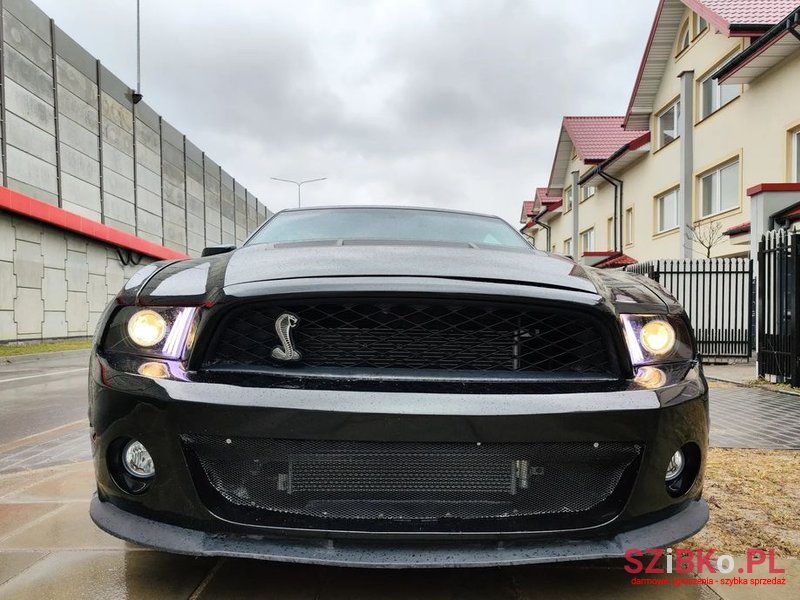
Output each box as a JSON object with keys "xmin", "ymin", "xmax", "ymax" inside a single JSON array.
[{"xmin": 270, "ymin": 177, "xmax": 327, "ymax": 208}]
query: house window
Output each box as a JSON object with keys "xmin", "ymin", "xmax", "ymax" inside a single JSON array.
[
  {"xmin": 606, "ymin": 217, "xmax": 614, "ymax": 250},
  {"xmin": 657, "ymin": 101, "xmax": 680, "ymax": 148},
  {"xmin": 677, "ymin": 21, "xmax": 690, "ymax": 54},
  {"xmin": 694, "ymin": 15, "xmax": 707, "ymax": 36},
  {"xmin": 700, "ymin": 160, "xmax": 739, "ymax": 217},
  {"xmin": 564, "ymin": 238, "xmax": 572, "ymax": 255},
  {"xmin": 656, "ymin": 189, "xmax": 679, "ymax": 233},
  {"xmin": 564, "ymin": 186, "xmax": 572, "ymax": 212},
  {"xmin": 580, "ymin": 228, "xmax": 594, "ymax": 253},
  {"xmin": 793, "ymin": 130, "xmax": 800, "ymax": 183},
  {"xmin": 701, "ymin": 75, "xmax": 739, "ymax": 119},
  {"xmin": 582, "ymin": 186, "xmax": 596, "ymax": 201},
  {"xmin": 625, "ymin": 208, "xmax": 634, "ymax": 245}
]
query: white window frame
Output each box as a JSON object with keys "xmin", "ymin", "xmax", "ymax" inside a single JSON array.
[
  {"xmin": 699, "ymin": 160, "xmax": 740, "ymax": 218},
  {"xmin": 694, "ymin": 15, "xmax": 707, "ymax": 36},
  {"xmin": 793, "ymin": 130, "xmax": 800, "ymax": 183},
  {"xmin": 677, "ymin": 21, "xmax": 690, "ymax": 54},
  {"xmin": 625, "ymin": 207, "xmax": 634, "ymax": 245},
  {"xmin": 582, "ymin": 186, "xmax": 596, "ymax": 201},
  {"xmin": 655, "ymin": 189, "xmax": 679, "ymax": 233},
  {"xmin": 563, "ymin": 238, "xmax": 573, "ymax": 255},
  {"xmin": 564, "ymin": 186, "xmax": 572, "ymax": 212},
  {"xmin": 580, "ymin": 228, "xmax": 594, "ymax": 254},
  {"xmin": 657, "ymin": 100, "xmax": 680, "ymax": 148},
  {"xmin": 606, "ymin": 217, "xmax": 614, "ymax": 250},
  {"xmin": 700, "ymin": 75, "xmax": 739, "ymax": 119}
]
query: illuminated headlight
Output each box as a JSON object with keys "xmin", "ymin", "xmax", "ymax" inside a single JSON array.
[
  {"xmin": 127, "ymin": 309, "xmax": 167, "ymax": 347},
  {"xmin": 103, "ymin": 306, "xmax": 199, "ymax": 361},
  {"xmin": 620, "ymin": 314, "xmax": 693, "ymax": 366},
  {"xmin": 634, "ymin": 366, "xmax": 667, "ymax": 389},
  {"xmin": 640, "ymin": 320, "xmax": 676, "ymax": 355}
]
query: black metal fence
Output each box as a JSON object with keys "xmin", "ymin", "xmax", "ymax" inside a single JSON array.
[
  {"xmin": 625, "ymin": 258, "xmax": 753, "ymax": 360},
  {"xmin": 757, "ymin": 229, "xmax": 799, "ymax": 384}
]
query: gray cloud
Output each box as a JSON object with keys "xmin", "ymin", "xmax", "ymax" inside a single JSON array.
[{"xmin": 37, "ymin": 0, "xmax": 658, "ymax": 224}]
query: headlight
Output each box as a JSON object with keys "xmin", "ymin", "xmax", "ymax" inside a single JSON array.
[
  {"xmin": 102, "ymin": 306, "xmax": 199, "ymax": 360},
  {"xmin": 639, "ymin": 320, "xmax": 675, "ymax": 355},
  {"xmin": 127, "ymin": 310, "xmax": 167, "ymax": 347},
  {"xmin": 620, "ymin": 314, "xmax": 693, "ymax": 366}
]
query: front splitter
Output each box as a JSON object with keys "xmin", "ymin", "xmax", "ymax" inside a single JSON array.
[{"xmin": 90, "ymin": 495, "xmax": 708, "ymax": 568}]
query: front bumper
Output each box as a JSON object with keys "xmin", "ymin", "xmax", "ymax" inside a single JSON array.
[
  {"xmin": 89, "ymin": 356, "xmax": 709, "ymax": 567},
  {"xmin": 91, "ymin": 494, "xmax": 709, "ymax": 568}
]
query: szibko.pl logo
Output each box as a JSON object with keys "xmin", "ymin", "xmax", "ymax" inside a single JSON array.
[{"xmin": 624, "ymin": 548, "xmax": 786, "ymax": 587}]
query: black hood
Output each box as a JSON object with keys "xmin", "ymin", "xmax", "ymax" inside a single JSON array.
[{"xmin": 122, "ymin": 240, "xmax": 671, "ymax": 311}]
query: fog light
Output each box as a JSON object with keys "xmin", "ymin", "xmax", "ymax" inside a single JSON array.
[
  {"xmin": 635, "ymin": 366, "xmax": 667, "ymax": 389},
  {"xmin": 127, "ymin": 309, "xmax": 167, "ymax": 347},
  {"xmin": 122, "ymin": 440, "xmax": 155, "ymax": 478},
  {"xmin": 665, "ymin": 449, "xmax": 684, "ymax": 481},
  {"xmin": 640, "ymin": 320, "xmax": 676, "ymax": 356},
  {"xmin": 138, "ymin": 361, "xmax": 169, "ymax": 378}
]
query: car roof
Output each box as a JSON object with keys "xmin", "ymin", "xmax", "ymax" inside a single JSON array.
[{"xmin": 277, "ymin": 205, "xmax": 502, "ymax": 220}]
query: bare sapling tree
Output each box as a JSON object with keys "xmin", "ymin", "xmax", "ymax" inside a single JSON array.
[{"xmin": 687, "ymin": 221, "xmax": 726, "ymax": 258}]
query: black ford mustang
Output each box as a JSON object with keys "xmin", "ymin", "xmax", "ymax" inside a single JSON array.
[{"xmin": 89, "ymin": 206, "xmax": 708, "ymax": 567}]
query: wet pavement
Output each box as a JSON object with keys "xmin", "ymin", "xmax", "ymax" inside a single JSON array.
[{"xmin": 0, "ymin": 351, "xmax": 798, "ymax": 597}]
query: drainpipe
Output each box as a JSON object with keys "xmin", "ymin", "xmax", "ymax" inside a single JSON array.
[
  {"xmin": 519, "ymin": 207, "xmax": 551, "ymax": 250},
  {"xmin": 571, "ymin": 171, "xmax": 580, "ymax": 260},
  {"xmin": 678, "ymin": 70, "xmax": 695, "ymax": 259},
  {"xmin": 597, "ymin": 169, "xmax": 624, "ymax": 253}
]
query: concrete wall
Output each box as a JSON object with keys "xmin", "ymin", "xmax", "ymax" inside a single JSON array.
[
  {"xmin": 0, "ymin": 210, "xmax": 152, "ymax": 340},
  {"xmin": 0, "ymin": 0, "xmax": 272, "ymax": 342},
  {"xmin": 0, "ymin": 0, "xmax": 270, "ymax": 255}
]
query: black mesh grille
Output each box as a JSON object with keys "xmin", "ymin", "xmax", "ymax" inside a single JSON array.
[
  {"xmin": 182, "ymin": 436, "xmax": 641, "ymax": 532},
  {"xmin": 204, "ymin": 300, "xmax": 617, "ymax": 375}
]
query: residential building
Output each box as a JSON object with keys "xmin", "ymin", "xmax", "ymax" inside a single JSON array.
[{"xmin": 521, "ymin": 0, "xmax": 800, "ymax": 266}]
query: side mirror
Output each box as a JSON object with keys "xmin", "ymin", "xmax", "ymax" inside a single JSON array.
[{"xmin": 201, "ymin": 244, "xmax": 236, "ymax": 257}]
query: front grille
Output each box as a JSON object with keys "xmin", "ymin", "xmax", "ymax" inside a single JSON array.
[
  {"xmin": 204, "ymin": 300, "xmax": 617, "ymax": 375},
  {"xmin": 182, "ymin": 436, "xmax": 642, "ymax": 532}
]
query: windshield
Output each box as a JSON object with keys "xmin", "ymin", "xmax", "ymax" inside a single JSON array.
[{"xmin": 247, "ymin": 208, "xmax": 530, "ymax": 249}]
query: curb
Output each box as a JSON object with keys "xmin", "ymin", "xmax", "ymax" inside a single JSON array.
[
  {"xmin": 0, "ymin": 348, "xmax": 91, "ymax": 366},
  {"xmin": 706, "ymin": 375, "xmax": 800, "ymax": 398}
]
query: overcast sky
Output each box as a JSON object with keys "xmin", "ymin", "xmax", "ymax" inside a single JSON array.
[{"xmin": 36, "ymin": 0, "xmax": 659, "ymax": 227}]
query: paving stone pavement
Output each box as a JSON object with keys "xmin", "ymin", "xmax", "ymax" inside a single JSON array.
[{"xmin": 708, "ymin": 383, "xmax": 800, "ymax": 449}]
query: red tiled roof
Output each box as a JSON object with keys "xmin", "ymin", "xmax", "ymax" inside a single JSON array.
[
  {"xmin": 520, "ymin": 200, "xmax": 535, "ymax": 223},
  {"xmin": 686, "ymin": 0, "xmax": 798, "ymax": 31},
  {"xmin": 723, "ymin": 221, "xmax": 751, "ymax": 236},
  {"xmin": 535, "ymin": 187, "xmax": 562, "ymax": 204},
  {"xmin": 595, "ymin": 253, "xmax": 638, "ymax": 269},
  {"xmin": 563, "ymin": 117, "xmax": 648, "ymax": 163}
]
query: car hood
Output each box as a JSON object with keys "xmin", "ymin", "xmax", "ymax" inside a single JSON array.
[{"xmin": 124, "ymin": 240, "xmax": 671, "ymax": 310}]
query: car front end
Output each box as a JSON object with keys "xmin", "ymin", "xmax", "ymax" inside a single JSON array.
[{"xmin": 89, "ymin": 207, "xmax": 708, "ymax": 568}]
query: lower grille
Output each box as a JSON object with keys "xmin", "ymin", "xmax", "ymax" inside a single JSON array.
[{"xmin": 182, "ymin": 436, "xmax": 642, "ymax": 532}]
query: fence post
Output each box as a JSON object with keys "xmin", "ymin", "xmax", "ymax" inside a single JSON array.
[
  {"xmin": 757, "ymin": 238, "xmax": 766, "ymax": 378},
  {"xmin": 792, "ymin": 234, "xmax": 800, "ymax": 387}
]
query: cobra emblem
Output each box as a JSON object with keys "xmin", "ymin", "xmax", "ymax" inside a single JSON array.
[{"xmin": 271, "ymin": 313, "xmax": 302, "ymax": 361}]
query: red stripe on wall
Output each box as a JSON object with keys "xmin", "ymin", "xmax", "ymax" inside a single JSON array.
[{"xmin": 0, "ymin": 186, "xmax": 189, "ymax": 260}]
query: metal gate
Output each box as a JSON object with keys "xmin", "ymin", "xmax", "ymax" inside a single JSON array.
[
  {"xmin": 625, "ymin": 258, "xmax": 753, "ymax": 360},
  {"xmin": 757, "ymin": 229, "xmax": 799, "ymax": 384}
]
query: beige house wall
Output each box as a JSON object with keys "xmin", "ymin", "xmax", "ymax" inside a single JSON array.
[{"xmin": 533, "ymin": 6, "xmax": 800, "ymax": 262}]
